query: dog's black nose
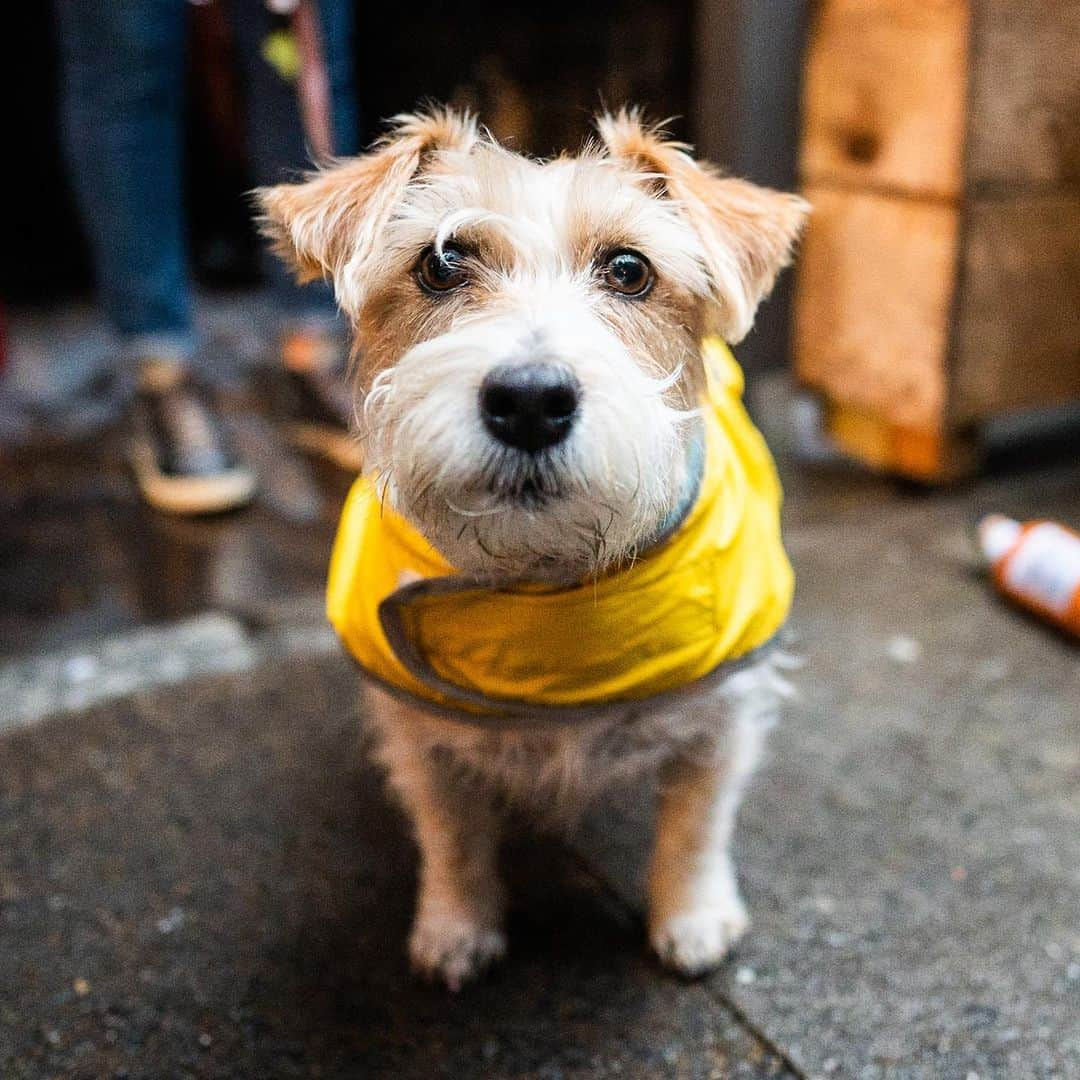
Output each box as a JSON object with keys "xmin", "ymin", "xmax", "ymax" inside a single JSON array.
[{"xmin": 479, "ymin": 363, "xmax": 580, "ymax": 453}]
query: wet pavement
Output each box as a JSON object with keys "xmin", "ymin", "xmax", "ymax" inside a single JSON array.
[
  {"xmin": 1, "ymin": 302, "xmax": 1079, "ymax": 1079},
  {"xmin": 0, "ymin": 424, "xmax": 347, "ymax": 661},
  {"xmin": 0, "ymin": 296, "xmax": 351, "ymax": 660}
]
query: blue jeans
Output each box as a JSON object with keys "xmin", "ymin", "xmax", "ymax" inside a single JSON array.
[{"xmin": 54, "ymin": 0, "xmax": 358, "ymax": 361}]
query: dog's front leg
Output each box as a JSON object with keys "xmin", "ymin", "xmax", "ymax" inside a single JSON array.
[
  {"xmin": 648, "ymin": 720, "xmax": 763, "ymax": 977},
  {"xmin": 370, "ymin": 693, "xmax": 506, "ymax": 989},
  {"xmin": 405, "ymin": 759, "xmax": 506, "ymax": 991}
]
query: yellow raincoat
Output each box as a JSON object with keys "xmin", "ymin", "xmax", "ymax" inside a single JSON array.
[{"xmin": 326, "ymin": 338, "xmax": 793, "ymax": 723}]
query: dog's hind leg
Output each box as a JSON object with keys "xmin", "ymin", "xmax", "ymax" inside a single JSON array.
[
  {"xmin": 368, "ymin": 688, "xmax": 507, "ymax": 990},
  {"xmin": 647, "ymin": 701, "xmax": 768, "ymax": 977}
]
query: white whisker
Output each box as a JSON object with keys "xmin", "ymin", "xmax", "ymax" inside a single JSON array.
[{"xmin": 445, "ymin": 497, "xmax": 507, "ymax": 518}]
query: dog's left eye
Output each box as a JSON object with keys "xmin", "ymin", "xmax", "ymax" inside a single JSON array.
[
  {"xmin": 601, "ymin": 250, "xmax": 653, "ymax": 297},
  {"xmin": 417, "ymin": 245, "xmax": 469, "ymax": 294}
]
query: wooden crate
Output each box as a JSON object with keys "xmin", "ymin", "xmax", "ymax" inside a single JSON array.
[{"xmin": 794, "ymin": 0, "xmax": 1080, "ymax": 480}]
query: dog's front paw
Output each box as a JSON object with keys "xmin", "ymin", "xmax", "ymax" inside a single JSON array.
[
  {"xmin": 649, "ymin": 899, "xmax": 749, "ymax": 978},
  {"xmin": 409, "ymin": 915, "xmax": 507, "ymax": 991}
]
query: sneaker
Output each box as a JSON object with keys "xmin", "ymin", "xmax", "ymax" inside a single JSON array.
[
  {"xmin": 127, "ymin": 359, "xmax": 256, "ymax": 515},
  {"xmin": 277, "ymin": 328, "xmax": 363, "ymax": 471}
]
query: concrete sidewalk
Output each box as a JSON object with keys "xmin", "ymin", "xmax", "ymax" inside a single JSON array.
[
  {"xmin": 0, "ymin": 652, "xmax": 794, "ymax": 1080},
  {"xmin": 2, "ymin": 385, "xmax": 1079, "ymax": 1078}
]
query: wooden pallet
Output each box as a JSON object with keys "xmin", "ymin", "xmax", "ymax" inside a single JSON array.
[{"xmin": 794, "ymin": 0, "xmax": 1080, "ymax": 481}]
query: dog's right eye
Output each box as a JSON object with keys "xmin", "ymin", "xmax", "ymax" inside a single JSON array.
[
  {"xmin": 601, "ymin": 249, "xmax": 654, "ymax": 298},
  {"xmin": 417, "ymin": 245, "xmax": 469, "ymax": 294}
]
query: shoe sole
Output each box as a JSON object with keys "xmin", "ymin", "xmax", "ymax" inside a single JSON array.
[
  {"xmin": 129, "ymin": 445, "xmax": 257, "ymax": 515},
  {"xmin": 285, "ymin": 422, "xmax": 364, "ymax": 472}
]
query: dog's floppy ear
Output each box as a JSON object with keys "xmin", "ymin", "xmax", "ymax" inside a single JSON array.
[
  {"xmin": 597, "ymin": 109, "xmax": 809, "ymax": 343},
  {"xmin": 256, "ymin": 108, "xmax": 478, "ymax": 310}
]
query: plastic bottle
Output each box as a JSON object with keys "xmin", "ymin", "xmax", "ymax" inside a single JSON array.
[{"xmin": 978, "ymin": 515, "xmax": 1080, "ymax": 638}]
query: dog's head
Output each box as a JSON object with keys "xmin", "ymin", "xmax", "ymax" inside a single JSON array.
[{"xmin": 258, "ymin": 108, "xmax": 807, "ymax": 579}]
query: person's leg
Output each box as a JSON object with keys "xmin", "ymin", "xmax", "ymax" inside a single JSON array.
[
  {"xmin": 317, "ymin": 0, "xmax": 360, "ymax": 162},
  {"xmin": 230, "ymin": 0, "xmax": 362, "ymax": 468},
  {"xmin": 229, "ymin": 0, "xmax": 358, "ymax": 318},
  {"xmin": 54, "ymin": 0, "xmax": 194, "ymax": 359},
  {"xmin": 54, "ymin": 0, "xmax": 255, "ymax": 513}
]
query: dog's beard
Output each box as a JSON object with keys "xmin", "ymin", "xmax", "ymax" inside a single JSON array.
[
  {"xmin": 476, "ymin": 444, "xmax": 569, "ymax": 506},
  {"xmin": 369, "ymin": 440, "xmax": 689, "ymax": 580},
  {"xmin": 361, "ymin": 326, "xmax": 697, "ymax": 580},
  {"xmin": 389, "ymin": 465, "xmax": 679, "ymax": 580}
]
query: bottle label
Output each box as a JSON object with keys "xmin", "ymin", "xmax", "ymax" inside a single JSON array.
[{"xmin": 1003, "ymin": 524, "xmax": 1080, "ymax": 615}]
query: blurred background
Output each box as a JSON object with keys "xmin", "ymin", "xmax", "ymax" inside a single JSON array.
[
  {"xmin": 2, "ymin": 0, "xmax": 811, "ymax": 658},
  {"xmin": 1, "ymin": 3, "xmax": 1078, "ymax": 1078}
]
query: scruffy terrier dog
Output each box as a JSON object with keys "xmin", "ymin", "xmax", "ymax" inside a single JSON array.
[{"xmin": 259, "ymin": 108, "xmax": 807, "ymax": 990}]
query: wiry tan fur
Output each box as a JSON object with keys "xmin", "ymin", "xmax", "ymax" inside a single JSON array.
[{"xmin": 258, "ymin": 107, "xmax": 807, "ymax": 989}]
